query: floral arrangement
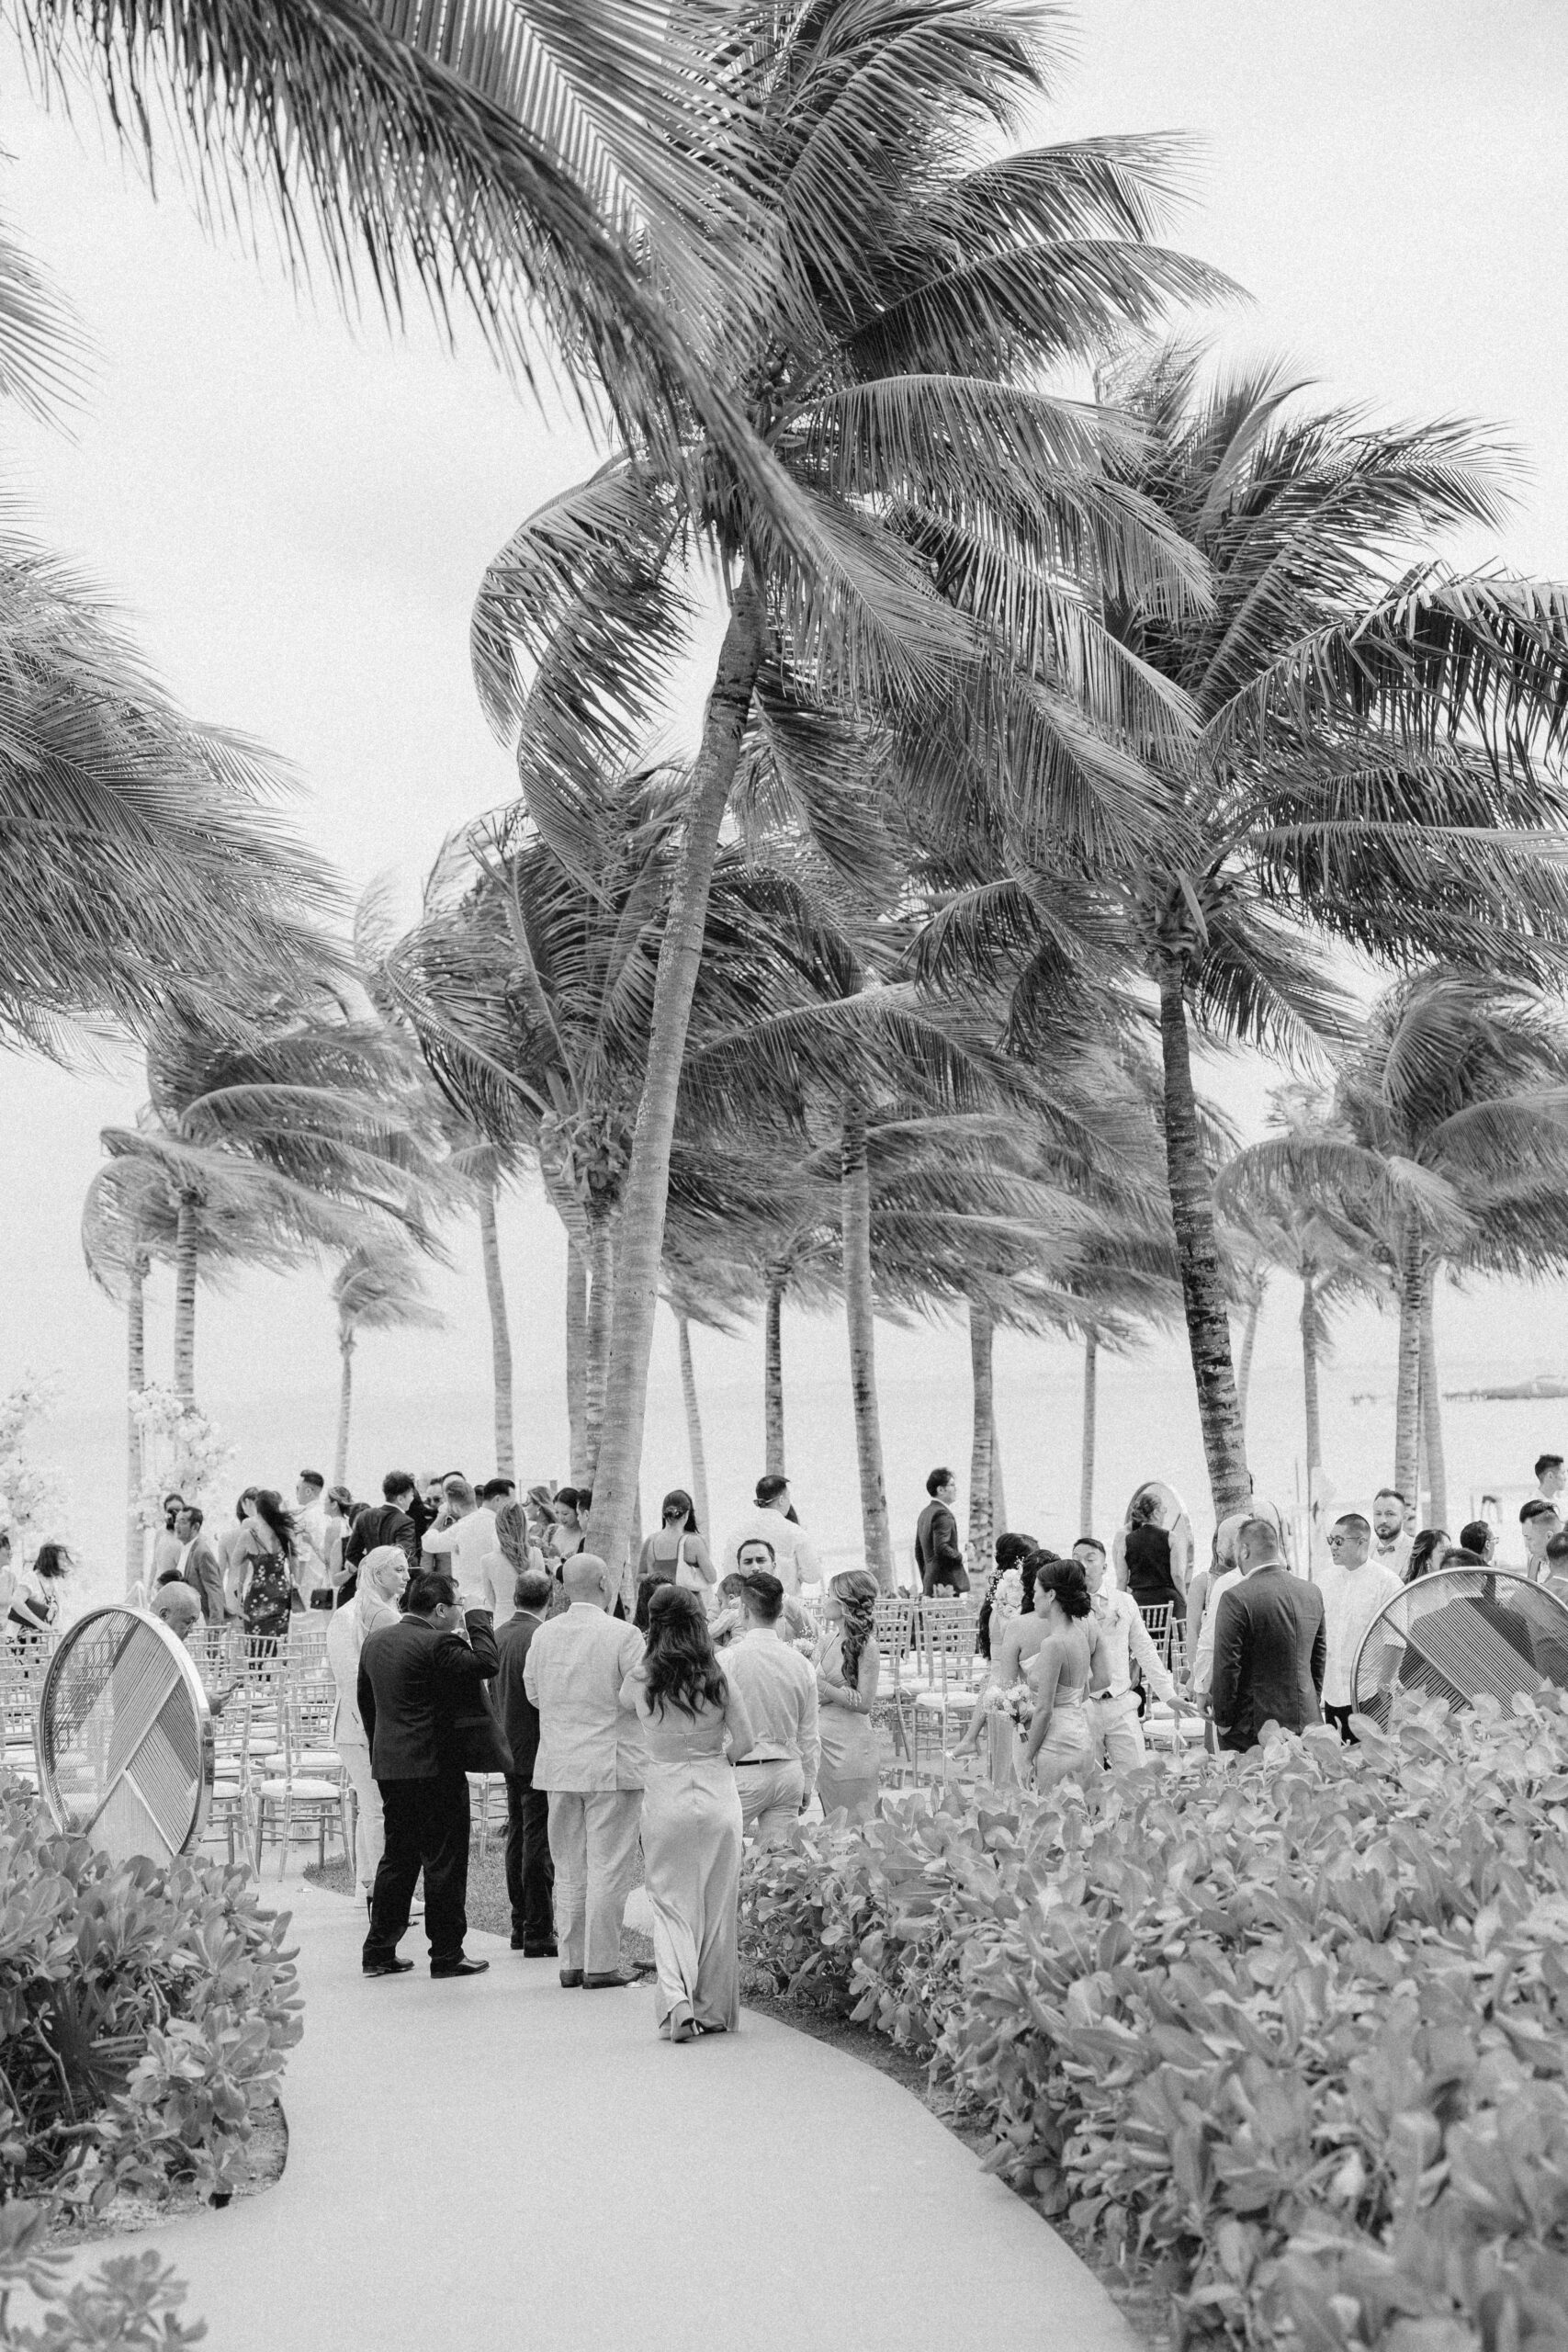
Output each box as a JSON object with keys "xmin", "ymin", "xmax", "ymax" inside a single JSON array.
[
  {"xmin": 0, "ymin": 1376, "xmax": 65, "ymax": 1544},
  {"xmin": 130, "ymin": 1387, "xmax": 233, "ymax": 1530},
  {"xmin": 1000, "ymin": 1679, "xmax": 1035, "ymax": 1732},
  {"xmin": 989, "ymin": 1566, "xmax": 1024, "ymax": 1633}
]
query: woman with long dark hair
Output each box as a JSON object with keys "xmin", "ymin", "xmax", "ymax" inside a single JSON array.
[
  {"xmin": 811, "ymin": 1568, "xmax": 881, "ymax": 1822},
  {"xmin": 1404, "ymin": 1527, "xmax": 1451, "ymax": 1585},
  {"xmin": 619, "ymin": 1586, "xmax": 755, "ymax": 2042},
  {"xmin": 635, "ymin": 1489, "xmax": 717, "ymax": 1619},
  {"xmin": 1024, "ymin": 1556, "xmax": 1110, "ymax": 1792},
  {"xmin": 234, "ymin": 1488, "xmax": 299, "ymax": 1658},
  {"xmin": 1119, "ymin": 1485, "xmax": 1187, "ymax": 1630}
]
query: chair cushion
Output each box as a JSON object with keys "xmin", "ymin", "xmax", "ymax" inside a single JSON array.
[{"xmin": 255, "ymin": 1778, "xmax": 342, "ymax": 1800}]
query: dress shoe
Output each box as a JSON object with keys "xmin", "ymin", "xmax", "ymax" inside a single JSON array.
[
  {"xmin": 363, "ymin": 1957, "xmax": 414, "ymax": 1978},
  {"xmin": 558, "ymin": 1968, "xmax": 584, "ymax": 1988},
  {"xmin": 582, "ymin": 1971, "xmax": 635, "ymax": 1990},
  {"xmin": 512, "ymin": 1938, "xmax": 558, "ymax": 1955},
  {"xmin": 430, "ymin": 1955, "xmax": 490, "ymax": 1979}
]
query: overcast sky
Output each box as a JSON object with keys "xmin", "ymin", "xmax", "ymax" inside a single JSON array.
[{"xmin": 5, "ymin": 0, "xmax": 1568, "ymax": 1555}]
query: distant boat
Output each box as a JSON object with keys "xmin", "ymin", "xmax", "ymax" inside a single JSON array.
[
  {"xmin": 1350, "ymin": 1389, "xmax": 1382, "ymax": 1405},
  {"xmin": 1445, "ymin": 1374, "xmax": 1568, "ymax": 1401}
]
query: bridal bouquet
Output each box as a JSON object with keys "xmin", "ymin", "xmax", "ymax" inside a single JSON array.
[{"xmin": 1001, "ymin": 1682, "xmax": 1036, "ymax": 1733}]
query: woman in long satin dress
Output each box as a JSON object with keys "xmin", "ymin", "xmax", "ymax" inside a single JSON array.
[
  {"xmin": 1024, "ymin": 1555, "xmax": 1111, "ymax": 1792},
  {"xmin": 621, "ymin": 1587, "xmax": 756, "ymax": 2044},
  {"xmin": 812, "ymin": 1570, "xmax": 882, "ymax": 1822}
]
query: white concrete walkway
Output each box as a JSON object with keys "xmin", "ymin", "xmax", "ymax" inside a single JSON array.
[{"xmin": 107, "ymin": 1879, "xmax": 1141, "ymax": 2352}]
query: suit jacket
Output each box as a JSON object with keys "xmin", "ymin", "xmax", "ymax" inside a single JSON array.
[
  {"xmin": 1211, "ymin": 1566, "xmax": 1326, "ymax": 1751},
  {"xmin": 915, "ymin": 1499, "xmax": 969, "ymax": 1594},
  {"xmin": 358, "ymin": 1610, "xmax": 501, "ymax": 1781},
  {"xmin": 183, "ymin": 1537, "xmax": 227, "ymax": 1624},
  {"xmin": 344, "ymin": 1503, "xmax": 419, "ymax": 1573},
  {"xmin": 523, "ymin": 1604, "xmax": 646, "ymax": 1792},
  {"xmin": 494, "ymin": 1609, "xmax": 548, "ymax": 1782}
]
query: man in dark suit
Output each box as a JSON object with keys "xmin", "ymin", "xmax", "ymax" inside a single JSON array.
[
  {"xmin": 175, "ymin": 1506, "xmax": 228, "ymax": 1624},
  {"xmin": 915, "ymin": 1467, "xmax": 970, "ymax": 1597},
  {"xmin": 1212, "ymin": 1518, "xmax": 1326, "ymax": 1753},
  {"xmin": 358, "ymin": 1568, "xmax": 500, "ymax": 1980},
  {"xmin": 338, "ymin": 1471, "xmax": 422, "ymax": 1606},
  {"xmin": 493, "ymin": 1567, "xmax": 557, "ymax": 1957}
]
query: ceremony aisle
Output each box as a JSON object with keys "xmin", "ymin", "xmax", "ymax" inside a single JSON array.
[{"xmin": 68, "ymin": 1874, "xmax": 1140, "ymax": 2352}]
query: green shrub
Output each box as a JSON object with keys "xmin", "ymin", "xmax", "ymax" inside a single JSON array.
[
  {"xmin": 0, "ymin": 1775, "xmax": 300, "ymax": 2213},
  {"xmin": 739, "ymin": 1698, "xmax": 1568, "ymax": 2352},
  {"xmin": 0, "ymin": 2198, "xmax": 203, "ymax": 2347}
]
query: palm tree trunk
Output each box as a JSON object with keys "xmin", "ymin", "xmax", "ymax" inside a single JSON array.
[
  {"xmin": 676, "ymin": 1312, "xmax": 711, "ymax": 1534},
  {"xmin": 967, "ymin": 1296, "xmax": 994, "ymax": 1560},
  {"xmin": 1079, "ymin": 1332, "xmax": 1098, "ymax": 1537},
  {"xmin": 478, "ymin": 1179, "xmax": 514, "ymax": 1477},
  {"xmin": 841, "ymin": 1105, "xmax": 895, "ymax": 1591},
  {"xmin": 763, "ymin": 1270, "xmax": 786, "ymax": 1477},
  {"xmin": 335, "ymin": 1329, "xmax": 355, "ymax": 1489},
  {"xmin": 566, "ymin": 1243, "xmax": 589, "ymax": 1480},
  {"xmin": 1393, "ymin": 1226, "xmax": 1426, "ymax": 1505},
  {"xmin": 1236, "ymin": 1283, "xmax": 1265, "ymax": 1435},
  {"xmin": 587, "ymin": 572, "xmax": 765, "ymax": 1581},
  {"xmin": 173, "ymin": 1194, "xmax": 199, "ymax": 1399},
  {"xmin": 1157, "ymin": 965, "xmax": 1250, "ymax": 1517},
  {"xmin": 1420, "ymin": 1269, "xmax": 1447, "ymax": 1532},
  {"xmin": 126, "ymin": 1250, "xmax": 147, "ymax": 1596},
  {"xmin": 1300, "ymin": 1271, "xmax": 1322, "ymax": 1515},
  {"xmin": 991, "ymin": 1442, "xmax": 1008, "ymax": 1539},
  {"xmin": 585, "ymin": 1213, "xmax": 616, "ymax": 1481}
]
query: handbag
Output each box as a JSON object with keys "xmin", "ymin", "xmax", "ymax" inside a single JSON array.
[{"xmin": 673, "ymin": 1533, "xmax": 705, "ymax": 1591}]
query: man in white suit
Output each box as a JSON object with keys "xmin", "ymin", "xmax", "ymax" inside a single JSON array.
[{"xmin": 523, "ymin": 1554, "xmax": 646, "ymax": 1988}]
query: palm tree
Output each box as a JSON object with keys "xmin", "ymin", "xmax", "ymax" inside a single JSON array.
[
  {"xmin": 103, "ymin": 991, "xmax": 446, "ymax": 1399},
  {"xmin": 29, "ymin": 0, "xmax": 804, "ymax": 503},
  {"xmin": 332, "ymin": 1243, "xmax": 445, "ymax": 1487},
  {"xmin": 1219, "ymin": 1091, "xmax": 1389, "ymax": 1536},
  {"xmin": 82, "ymin": 1149, "xmax": 322, "ymax": 1585},
  {"xmin": 1334, "ymin": 974, "xmax": 1568, "ymax": 1520},
  {"xmin": 912, "ymin": 345, "xmax": 1568, "ymax": 1517},
  {"xmin": 2, "ymin": 535, "xmax": 340, "ymax": 1062},
  {"xmin": 0, "ymin": 204, "xmax": 344, "ymax": 1062},
  {"xmin": 470, "ymin": 0, "xmax": 1225, "ymax": 1578}
]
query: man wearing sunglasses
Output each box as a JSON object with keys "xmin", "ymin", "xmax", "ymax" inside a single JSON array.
[{"xmin": 1319, "ymin": 1513, "xmax": 1404, "ymax": 1740}]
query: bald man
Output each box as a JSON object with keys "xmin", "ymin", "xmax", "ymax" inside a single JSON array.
[{"xmin": 523, "ymin": 1555, "xmax": 646, "ymax": 1987}]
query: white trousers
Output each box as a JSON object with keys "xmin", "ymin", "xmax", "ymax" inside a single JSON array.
[
  {"xmin": 337, "ymin": 1741, "xmax": 383, "ymax": 1893},
  {"xmin": 736, "ymin": 1758, "xmax": 805, "ymax": 1847},
  {"xmin": 547, "ymin": 1790, "xmax": 642, "ymax": 1976},
  {"xmin": 1088, "ymin": 1690, "xmax": 1146, "ymax": 1772}
]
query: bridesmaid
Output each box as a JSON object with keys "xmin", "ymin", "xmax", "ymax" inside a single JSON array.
[
  {"xmin": 812, "ymin": 1570, "xmax": 881, "ymax": 1823},
  {"xmin": 621, "ymin": 1587, "xmax": 756, "ymax": 2043}
]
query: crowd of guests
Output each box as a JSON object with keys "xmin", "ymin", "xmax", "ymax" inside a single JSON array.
[
  {"xmin": 338, "ymin": 1463, "xmax": 868, "ymax": 2041},
  {"xmin": 960, "ymin": 1456, "xmax": 1568, "ymax": 1782},
  {"xmin": 118, "ymin": 1441, "xmax": 1568, "ymax": 2029}
]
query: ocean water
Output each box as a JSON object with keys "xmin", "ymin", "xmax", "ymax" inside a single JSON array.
[{"xmin": 28, "ymin": 1317, "xmax": 1565, "ymax": 1618}]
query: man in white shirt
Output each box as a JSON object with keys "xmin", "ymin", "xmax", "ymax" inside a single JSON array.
[
  {"xmin": 523, "ymin": 1555, "xmax": 646, "ymax": 1987},
  {"xmin": 1534, "ymin": 1453, "xmax": 1566, "ymax": 1506},
  {"xmin": 421, "ymin": 1476, "xmax": 499, "ymax": 1608},
  {"xmin": 722, "ymin": 1476, "xmax": 821, "ymax": 1591},
  {"xmin": 1075, "ymin": 1539, "xmax": 1178, "ymax": 1770},
  {"xmin": 1318, "ymin": 1513, "xmax": 1404, "ymax": 1737},
  {"xmin": 294, "ymin": 1472, "xmax": 331, "ymax": 1600},
  {"xmin": 1371, "ymin": 1489, "xmax": 1413, "ymax": 1578},
  {"xmin": 722, "ymin": 1570, "xmax": 820, "ymax": 1842}
]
